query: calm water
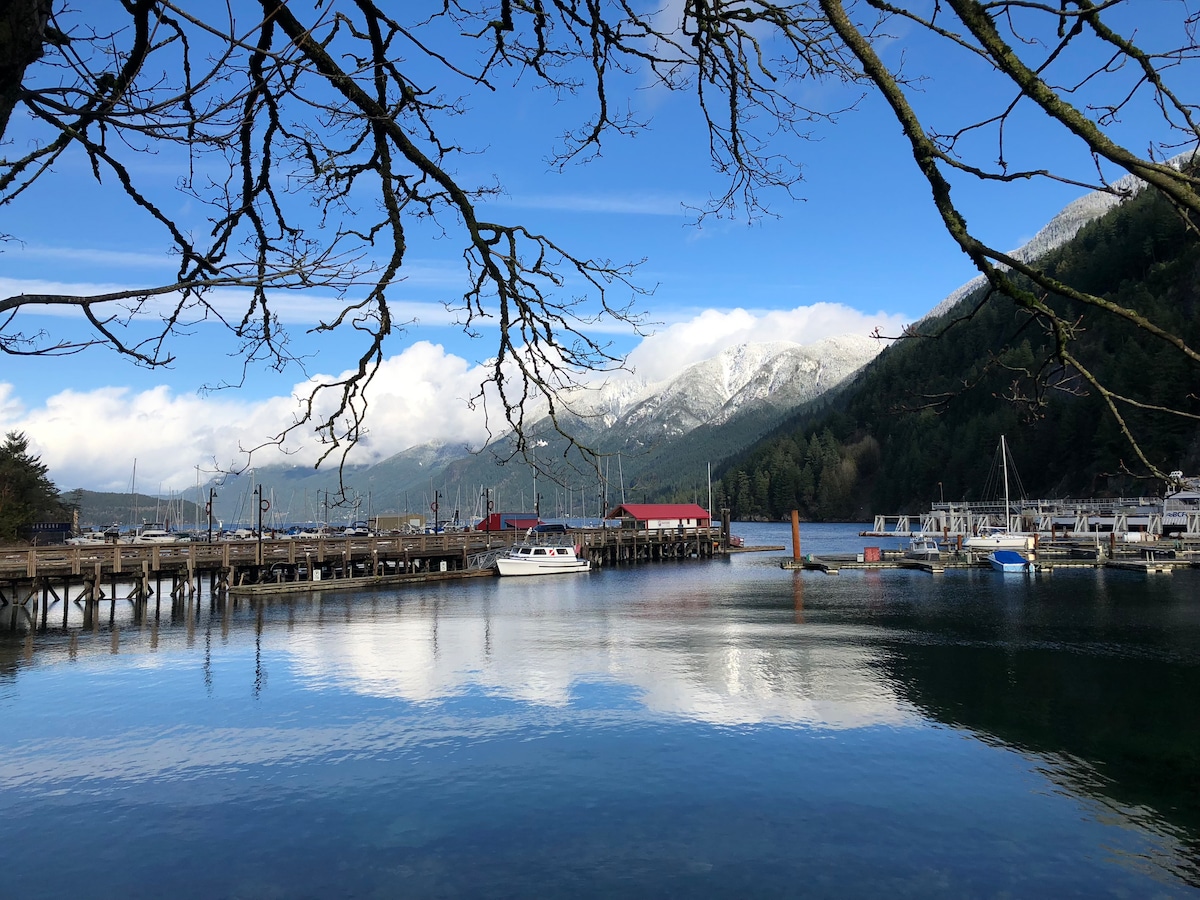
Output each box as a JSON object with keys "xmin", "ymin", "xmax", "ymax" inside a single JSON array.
[{"xmin": 2, "ymin": 523, "xmax": 1199, "ymax": 898}]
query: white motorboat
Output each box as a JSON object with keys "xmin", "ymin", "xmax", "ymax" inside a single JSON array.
[
  {"xmin": 495, "ymin": 539, "xmax": 590, "ymax": 576},
  {"xmin": 129, "ymin": 523, "xmax": 178, "ymax": 543},
  {"xmin": 66, "ymin": 529, "xmax": 110, "ymax": 546}
]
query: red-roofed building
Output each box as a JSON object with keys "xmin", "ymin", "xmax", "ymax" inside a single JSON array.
[
  {"xmin": 606, "ymin": 503, "xmax": 711, "ymax": 529},
  {"xmin": 474, "ymin": 512, "xmax": 540, "ymax": 531}
]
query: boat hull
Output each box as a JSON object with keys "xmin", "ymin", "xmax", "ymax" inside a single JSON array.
[
  {"xmin": 988, "ymin": 550, "xmax": 1030, "ymax": 573},
  {"xmin": 495, "ymin": 543, "xmax": 590, "ymax": 576},
  {"xmin": 495, "ymin": 557, "xmax": 590, "ymax": 576},
  {"xmin": 964, "ymin": 533, "xmax": 1035, "ymax": 551}
]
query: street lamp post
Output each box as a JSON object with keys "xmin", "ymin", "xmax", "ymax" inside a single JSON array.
[
  {"xmin": 206, "ymin": 487, "xmax": 217, "ymax": 543},
  {"xmin": 254, "ymin": 484, "xmax": 269, "ymax": 565},
  {"xmin": 532, "ymin": 439, "xmax": 547, "ymax": 521}
]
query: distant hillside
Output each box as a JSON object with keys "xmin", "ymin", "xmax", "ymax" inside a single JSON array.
[
  {"xmin": 716, "ymin": 176, "xmax": 1200, "ymax": 520},
  {"xmin": 201, "ymin": 335, "xmax": 880, "ymax": 522},
  {"xmin": 61, "ymin": 488, "xmax": 202, "ymax": 531}
]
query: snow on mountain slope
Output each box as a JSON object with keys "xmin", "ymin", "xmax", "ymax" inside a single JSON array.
[
  {"xmin": 922, "ymin": 152, "xmax": 1196, "ymax": 322},
  {"xmin": 565, "ymin": 333, "xmax": 882, "ymax": 439}
]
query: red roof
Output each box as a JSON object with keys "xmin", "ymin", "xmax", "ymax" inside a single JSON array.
[{"xmin": 608, "ymin": 503, "xmax": 711, "ymax": 520}]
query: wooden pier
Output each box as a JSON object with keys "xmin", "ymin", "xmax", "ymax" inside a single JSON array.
[{"xmin": 0, "ymin": 525, "xmax": 727, "ymax": 613}]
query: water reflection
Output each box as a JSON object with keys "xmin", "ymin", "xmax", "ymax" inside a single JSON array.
[
  {"xmin": 2, "ymin": 525, "xmax": 1199, "ymax": 896},
  {"xmin": 276, "ymin": 577, "xmax": 916, "ymax": 731},
  {"xmin": 874, "ymin": 585, "xmax": 1200, "ymax": 885}
]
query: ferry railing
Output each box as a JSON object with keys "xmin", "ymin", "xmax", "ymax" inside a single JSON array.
[{"xmin": 929, "ymin": 497, "xmax": 1166, "ymax": 515}]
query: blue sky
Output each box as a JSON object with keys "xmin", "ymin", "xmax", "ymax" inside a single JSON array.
[{"xmin": 1, "ymin": 2, "xmax": 1192, "ymax": 492}]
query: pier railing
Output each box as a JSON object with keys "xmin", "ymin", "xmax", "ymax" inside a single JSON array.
[
  {"xmin": 0, "ymin": 533, "xmax": 524, "ymax": 578},
  {"xmin": 869, "ymin": 496, "xmax": 1190, "ymax": 538},
  {"xmin": 0, "ymin": 525, "xmax": 727, "ymax": 580}
]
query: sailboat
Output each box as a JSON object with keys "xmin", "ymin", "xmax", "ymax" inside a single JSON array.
[{"xmin": 964, "ymin": 435, "xmax": 1036, "ymax": 551}]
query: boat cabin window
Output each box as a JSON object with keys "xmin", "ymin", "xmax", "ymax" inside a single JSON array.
[
  {"xmin": 534, "ymin": 548, "xmax": 548, "ymax": 555},
  {"xmin": 519, "ymin": 548, "xmax": 532, "ymax": 555}
]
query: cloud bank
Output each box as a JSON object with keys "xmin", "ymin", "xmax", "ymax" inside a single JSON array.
[
  {"xmin": 626, "ymin": 303, "xmax": 906, "ymax": 383},
  {"xmin": 1, "ymin": 301, "xmax": 905, "ymax": 493}
]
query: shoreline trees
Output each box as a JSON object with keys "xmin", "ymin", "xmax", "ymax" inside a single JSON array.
[{"xmin": 0, "ymin": 431, "xmax": 66, "ymax": 541}]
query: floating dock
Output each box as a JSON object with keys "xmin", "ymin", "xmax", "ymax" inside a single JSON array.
[
  {"xmin": 862, "ymin": 496, "xmax": 1200, "ymax": 542},
  {"xmin": 781, "ymin": 545, "xmax": 1196, "ymax": 575}
]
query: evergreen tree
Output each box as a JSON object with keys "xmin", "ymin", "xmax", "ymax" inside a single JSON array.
[{"xmin": 0, "ymin": 432, "xmax": 65, "ymax": 542}]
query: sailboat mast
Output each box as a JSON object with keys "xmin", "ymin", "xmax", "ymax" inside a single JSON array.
[
  {"xmin": 618, "ymin": 452, "xmax": 625, "ymax": 505},
  {"xmin": 1001, "ymin": 435, "xmax": 1011, "ymax": 530},
  {"xmin": 707, "ymin": 461, "xmax": 712, "ymax": 517}
]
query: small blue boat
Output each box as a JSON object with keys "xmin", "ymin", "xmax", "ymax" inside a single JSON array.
[{"xmin": 989, "ymin": 549, "xmax": 1030, "ymax": 573}]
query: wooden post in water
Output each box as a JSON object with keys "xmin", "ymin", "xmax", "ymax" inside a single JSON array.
[{"xmin": 791, "ymin": 510, "xmax": 801, "ymax": 561}]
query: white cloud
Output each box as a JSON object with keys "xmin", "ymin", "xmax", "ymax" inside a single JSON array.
[
  {"xmin": 625, "ymin": 302, "xmax": 907, "ymax": 382},
  {"xmin": 2, "ymin": 303, "xmax": 903, "ymax": 492},
  {"xmin": 494, "ymin": 191, "xmax": 690, "ymax": 216},
  {"xmin": 0, "ymin": 275, "xmax": 466, "ymax": 326},
  {"xmin": 7, "ymin": 244, "xmax": 177, "ymax": 269},
  {"xmin": 0, "ymin": 383, "xmax": 24, "ymax": 421},
  {"xmin": 2, "ymin": 341, "xmax": 499, "ymax": 492}
]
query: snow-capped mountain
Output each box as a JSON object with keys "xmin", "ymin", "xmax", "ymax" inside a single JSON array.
[
  {"xmin": 558, "ymin": 333, "xmax": 882, "ymax": 440},
  {"xmin": 922, "ymin": 151, "xmax": 1196, "ymax": 322}
]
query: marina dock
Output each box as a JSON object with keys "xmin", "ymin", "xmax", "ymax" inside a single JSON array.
[
  {"xmin": 780, "ymin": 545, "xmax": 1198, "ymax": 575},
  {"xmin": 0, "ymin": 525, "xmax": 729, "ymax": 620}
]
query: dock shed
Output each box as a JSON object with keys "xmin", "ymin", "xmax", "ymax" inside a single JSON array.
[
  {"xmin": 475, "ymin": 512, "xmax": 541, "ymax": 531},
  {"xmin": 606, "ymin": 503, "xmax": 711, "ymax": 530}
]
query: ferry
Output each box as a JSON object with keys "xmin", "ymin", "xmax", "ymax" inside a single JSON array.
[{"xmin": 1163, "ymin": 471, "xmax": 1200, "ymax": 536}]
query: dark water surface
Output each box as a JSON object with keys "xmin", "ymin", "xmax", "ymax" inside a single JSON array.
[{"xmin": 2, "ymin": 523, "xmax": 1199, "ymax": 898}]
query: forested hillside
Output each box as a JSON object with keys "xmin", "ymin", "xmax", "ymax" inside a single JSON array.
[
  {"xmin": 715, "ymin": 184, "xmax": 1200, "ymax": 521},
  {"xmin": 61, "ymin": 489, "xmax": 202, "ymax": 531}
]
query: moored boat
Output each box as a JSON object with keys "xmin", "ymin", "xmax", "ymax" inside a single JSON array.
[
  {"xmin": 964, "ymin": 527, "xmax": 1036, "ymax": 551},
  {"xmin": 495, "ymin": 537, "xmax": 590, "ymax": 576},
  {"xmin": 905, "ymin": 535, "xmax": 941, "ymax": 560},
  {"xmin": 66, "ymin": 529, "xmax": 110, "ymax": 546},
  {"xmin": 1163, "ymin": 471, "xmax": 1200, "ymax": 536},
  {"xmin": 989, "ymin": 549, "xmax": 1030, "ymax": 573},
  {"xmin": 963, "ymin": 436, "xmax": 1036, "ymax": 550},
  {"xmin": 129, "ymin": 523, "xmax": 178, "ymax": 543}
]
